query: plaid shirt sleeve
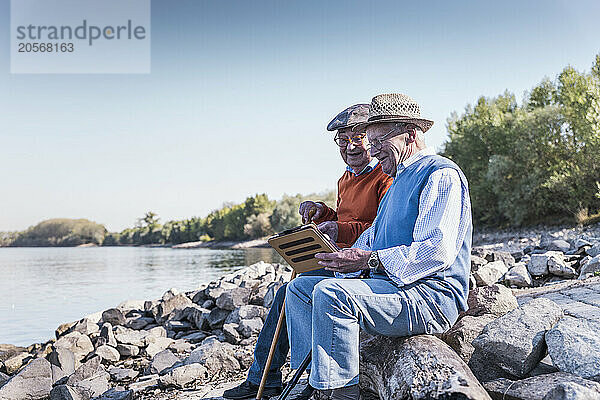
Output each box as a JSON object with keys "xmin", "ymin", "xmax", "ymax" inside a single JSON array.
[{"xmin": 377, "ymin": 168, "xmax": 471, "ymax": 286}]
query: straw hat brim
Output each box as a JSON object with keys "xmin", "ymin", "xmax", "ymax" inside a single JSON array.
[{"xmin": 352, "ymin": 117, "xmax": 434, "ymax": 133}]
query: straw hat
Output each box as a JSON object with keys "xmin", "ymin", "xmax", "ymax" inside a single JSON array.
[
  {"xmin": 327, "ymin": 104, "xmax": 370, "ymax": 131},
  {"xmin": 352, "ymin": 93, "xmax": 434, "ymax": 132}
]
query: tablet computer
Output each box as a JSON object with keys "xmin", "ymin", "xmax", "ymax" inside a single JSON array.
[{"xmin": 268, "ymin": 223, "xmax": 339, "ymax": 273}]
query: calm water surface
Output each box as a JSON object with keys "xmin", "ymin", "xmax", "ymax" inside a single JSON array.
[{"xmin": 0, "ymin": 247, "xmax": 283, "ymax": 346}]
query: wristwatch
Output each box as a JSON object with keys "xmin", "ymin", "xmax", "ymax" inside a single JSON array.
[{"xmin": 368, "ymin": 251, "xmax": 380, "ymax": 276}]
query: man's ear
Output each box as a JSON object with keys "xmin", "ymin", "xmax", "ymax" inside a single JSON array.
[{"xmin": 405, "ymin": 128, "xmax": 417, "ymax": 144}]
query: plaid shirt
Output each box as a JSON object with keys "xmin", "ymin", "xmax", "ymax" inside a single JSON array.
[{"xmin": 347, "ymin": 148, "xmax": 472, "ymax": 286}]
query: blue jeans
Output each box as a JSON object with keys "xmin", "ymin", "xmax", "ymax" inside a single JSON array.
[
  {"xmin": 285, "ymin": 273, "xmax": 455, "ymax": 390},
  {"xmin": 246, "ymin": 268, "xmax": 334, "ymax": 387}
]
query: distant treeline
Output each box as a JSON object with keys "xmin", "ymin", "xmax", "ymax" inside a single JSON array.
[
  {"xmin": 442, "ymin": 54, "xmax": 600, "ymax": 226},
  {"xmin": 0, "ymin": 192, "xmax": 336, "ymax": 247}
]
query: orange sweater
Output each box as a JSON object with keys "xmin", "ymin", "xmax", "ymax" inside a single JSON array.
[{"xmin": 315, "ymin": 163, "xmax": 393, "ymax": 248}]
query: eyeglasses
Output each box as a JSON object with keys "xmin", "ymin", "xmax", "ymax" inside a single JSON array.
[
  {"xmin": 334, "ymin": 134, "xmax": 366, "ymax": 147},
  {"xmin": 369, "ymin": 124, "xmax": 411, "ymax": 149}
]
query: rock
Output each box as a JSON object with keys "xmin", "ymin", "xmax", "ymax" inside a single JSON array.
[
  {"xmin": 114, "ymin": 327, "xmax": 147, "ymax": 347},
  {"xmin": 98, "ymin": 323, "xmax": 117, "ymax": 348},
  {"xmin": 168, "ymin": 340, "xmax": 193, "ymax": 354},
  {"xmin": 263, "ymin": 281, "xmax": 284, "ymax": 308},
  {"xmin": 149, "ymin": 350, "xmax": 180, "ymax": 375},
  {"xmin": 151, "ymin": 294, "xmax": 193, "ymax": 324},
  {"xmin": 579, "ymin": 255, "xmax": 600, "ymax": 279},
  {"xmin": 215, "ymin": 288, "xmax": 252, "ymax": 311},
  {"xmin": 546, "ymin": 316, "xmax": 600, "ymax": 382},
  {"xmin": 470, "ymin": 298, "xmax": 563, "ymax": 379},
  {"xmin": 588, "ymin": 244, "xmax": 600, "ymax": 258},
  {"xmin": 183, "ymin": 306, "xmax": 210, "ymax": 331},
  {"xmin": 94, "ymin": 345, "xmax": 120, "ymax": 363},
  {"xmin": 484, "ymin": 372, "xmax": 600, "ymax": 400},
  {"xmin": 72, "ymin": 317, "xmax": 100, "ymax": 336},
  {"xmin": 225, "ymin": 305, "xmax": 268, "ymax": 325},
  {"xmin": 145, "ymin": 337, "xmax": 175, "ymax": 358},
  {"xmin": 49, "ymin": 384, "xmax": 84, "ymax": 400},
  {"xmin": 205, "ymin": 281, "xmax": 238, "ymax": 301},
  {"xmin": 548, "ymin": 240, "xmax": 572, "ymax": 253},
  {"xmin": 145, "ymin": 326, "xmax": 167, "ymax": 338},
  {"xmin": 441, "ymin": 314, "xmax": 497, "ymax": 363},
  {"xmin": 206, "ymin": 308, "xmax": 230, "ymax": 329},
  {"xmin": 108, "ymin": 367, "xmax": 138, "ymax": 382},
  {"xmin": 547, "ymin": 253, "xmax": 577, "ymax": 278},
  {"xmin": 94, "ymin": 388, "xmax": 132, "ymax": 400},
  {"xmin": 165, "ymin": 320, "xmax": 192, "ymax": 332},
  {"xmin": 504, "ymin": 263, "xmax": 533, "ymax": 287},
  {"xmin": 359, "ymin": 333, "xmax": 491, "ymax": 400},
  {"xmin": 238, "ymin": 318, "xmax": 264, "ymax": 338},
  {"xmin": 465, "ymin": 284, "xmax": 518, "ymax": 317},
  {"xmin": 125, "ymin": 317, "xmax": 153, "ymax": 330},
  {"xmin": 223, "ymin": 324, "xmax": 241, "ymax": 345},
  {"xmin": 55, "ymin": 322, "xmax": 77, "ymax": 339},
  {"xmin": 543, "ymin": 382, "xmax": 600, "ymax": 400},
  {"xmin": 529, "ymin": 252, "xmax": 564, "ymax": 276},
  {"xmin": 0, "ymin": 344, "xmax": 27, "ymax": 364},
  {"xmin": 66, "ymin": 357, "xmax": 109, "ymax": 400},
  {"xmin": 0, "ymin": 358, "xmax": 52, "ymax": 400},
  {"xmin": 178, "ymin": 331, "xmax": 207, "ymax": 343},
  {"xmin": 117, "ymin": 299, "xmax": 145, "ymax": 312},
  {"xmin": 487, "ymin": 251, "xmax": 516, "ymax": 268},
  {"xmin": 473, "ymin": 260, "xmax": 508, "ymax": 286},
  {"xmin": 116, "ymin": 344, "xmax": 139, "ymax": 357},
  {"xmin": 48, "ymin": 348, "xmax": 76, "ymax": 384},
  {"xmin": 54, "ymin": 332, "xmax": 94, "ymax": 365},
  {"xmin": 201, "ymin": 300, "xmax": 214, "ymax": 309},
  {"xmin": 0, "ymin": 371, "xmax": 9, "ymax": 386},
  {"xmin": 159, "ymin": 364, "xmax": 208, "ymax": 389},
  {"xmin": 470, "ymin": 255, "xmax": 488, "ymax": 271},
  {"xmin": 184, "ymin": 337, "xmax": 240, "ymax": 375},
  {"xmin": 2, "ymin": 352, "xmax": 30, "ymax": 375},
  {"xmin": 128, "ymin": 374, "xmax": 159, "ymax": 393}
]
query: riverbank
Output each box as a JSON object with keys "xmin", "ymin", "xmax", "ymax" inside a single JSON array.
[{"xmin": 1, "ymin": 227, "xmax": 600, "ymax": 399}]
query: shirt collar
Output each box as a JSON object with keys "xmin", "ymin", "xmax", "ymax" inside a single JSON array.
[
  {"xmin": 346, "ymin": 158, "xmax": 379, "ymax": 176},
  {"xmin": 396, "ymin": 147, "xmax": 435, "ymax": 174}
]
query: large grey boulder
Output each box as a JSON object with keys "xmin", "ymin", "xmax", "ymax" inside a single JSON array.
[
  {"xmin": 113, "ymin": 327, "xmax": 146, "ymax": 347},
  {"xmin": 546, "ymin": 316, "xmax": 600, "ymax": 382},
  {"xmin": 579, "ymin": 255, "xmax": 600, "ymax": 279},
  {"xmin": 465, "ymin": 284, "xmax": 518, "ymax": 317},
  {"xmin": 108, "ymin": 367, "xmax": 138, "ymax": 382},
  {"xmin": 504, "ymin": 263, "xmax": 533, "ymax": 287},
  {"xmin": 66, "ymin": 357, "xmax": 109, "ymax": 400},
  {"xmin": 97, "ymin": 323, "xmax": 117, "ymax": 348},
  {"xmin": 151, "ymin": 294, "xmax": 192, "ymax": 324},
  {"xmin": 116, "ymin": 344, "xmax": 139, "ymax": 357},
  {"xmin": 215, "ymin": 288, "xmax": 251, "ymax": 310},
  {"xmin": 548, "ymin": 240, "xmax": 572, "ymax": 253},
  {"xmin": 472, "ymin": 260, "xmax": 508, "ymax": 286},
  {"xmin": 206, "ymin": 308, "xmax": 230, "ymax": 329},
  {"xmin": 0, "ymin": 358, "xmax": 52, "ymax": 400},
  {"xmin": 0, "ymin": 371, "xmax": 9, "ymax": 387},
  {"xmin": 94, "ymin": 388, "xmax": 132, "ymax": 400},
  {"xmin": 184, "ymin": 337, "xmax": 240, "ymax": 375},
  {"xmin": 238, "ymin": 318, "xmax": 264, "ymax": 338},
  {"xmin": 159, "ymin": 364, "xmax": 208, "ymax": 389},
  {"xmin": 547, "ymin": 253, "xmax": 577, "ymax": 278},
  {"xmin": 441, "ymin": 314, "xmax": 497, "ymax": 363},
  {"xmin": 145, "ymin": 337, "xmax": 174, "ymax": 358},
  {"xmin": 2, "ymin": 352, "xmax": 30, "ymax": 375},
  {"xmin": 94, "ymin": 345, "xmax": 120, "ymax": 364},
  {"xmin": 71, "ymin": 317, "xmax": 100, "ymax": 337},
  {"xmin": 54, "ymin": 332, "xmax": 94, "ymax": 366},
  {"xmin": 543, "ymin": 382, "xmax": 600, "ymax": 400},
  {"xmin": 528, "ymin": 252, "xmax": 563, "ymax": 276},
  {"xmin": 587, "ymin": 244, "xmax": 600, "ymax": 258},
  {"xmin": 470, "ymin": 298, "xmax": 563, "ymax": 378},
  {"xmin": 148, "ymin": 350, "xmax": 180, "ymax": 375},
  {"xmin": 101, "ymin": 309, "xmax": 126, "ymax": 326},
  {"xmin": 484, "ymin": 372, "xmax": 600, "ymax": 400},
  {"xmin": 48, "ymin": 347, "xmax": 76, "ymax": 384},
  {"xmin": 359, "ymin": 334, "xmax": 491, "ymax": 400},
  {"xmin": 49, "ymin": 384, "xmax": 85, "ymax": 400}
]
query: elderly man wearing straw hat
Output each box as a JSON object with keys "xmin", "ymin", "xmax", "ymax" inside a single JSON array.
[
  {"xmin": 223, "ymin": 104, "xmax": 392, "ymax": 400},
  {"xmin": 285, "ymin": 94, "xmax": 472, "ymax": 400}
]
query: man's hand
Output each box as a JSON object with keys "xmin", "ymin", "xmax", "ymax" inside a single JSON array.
[
  {"xmin": 298, "ymin": 201, "xmax": 324, "ymax": 223},
  {"xmin": 315, "ymin": 248, "xmax": 371, "ymax": 274},
  {"xmin": 317, "ymin": 221, "xmax": 338, "ymax": 242}
]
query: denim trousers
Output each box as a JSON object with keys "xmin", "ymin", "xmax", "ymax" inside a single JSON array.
[
  {"xmin": 285, "ymin": 273, "xmax": 455, "ymax": 390},
  {"xmin": 246, "ymin": 268, "xmax": 334, "ymax": 387}
]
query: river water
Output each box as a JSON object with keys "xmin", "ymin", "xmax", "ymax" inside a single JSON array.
[{"xmin": 0, "ymin": 247, "xmax": 283, "ymax": 347}]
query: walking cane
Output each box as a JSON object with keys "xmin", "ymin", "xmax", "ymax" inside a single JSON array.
[
  {"xmin": 256, "ymin": 209, "xmax": 316, "ymax": 400},
  {"xmin": 278, "ymin": 351, "xmax": 311, "ymax": 400}
]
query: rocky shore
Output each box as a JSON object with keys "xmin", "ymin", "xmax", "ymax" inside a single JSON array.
[{"xmin": 2, "ymin": 229, "xmax": 600, "ymax": 400}]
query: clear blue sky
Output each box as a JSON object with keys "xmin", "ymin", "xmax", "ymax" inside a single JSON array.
[{"xmin": 1, "ymin": 0, "xmax": 599, "ymax": 232}]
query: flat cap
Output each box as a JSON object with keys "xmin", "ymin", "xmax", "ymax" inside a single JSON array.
[{"xmin": 326, "ymin": 104, "xmax": 370, "ymax": 131}]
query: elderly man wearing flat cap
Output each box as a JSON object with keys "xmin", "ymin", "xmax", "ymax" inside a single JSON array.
[
  {"xmin": 285, "ymin": 94, "xmax": 472, "ymax": 400},
  {"xmin": 224, "ymin": 104, "xmax": 392, "ymax": 400}
]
